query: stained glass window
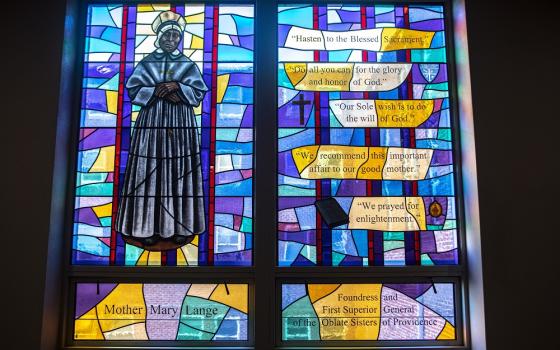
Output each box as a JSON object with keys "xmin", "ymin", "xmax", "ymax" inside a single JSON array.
[
  {"xmin": 74, "ymin": 283, "xmax": 249, "ymax": 340},
  {"xmin": 273, "ymin": 2, "xmax": 469, "ymax": 346},
  {"xmin": 74, "ymin": 3, "xmax": 254, "ymax": 266},
  {"xmin": 53, "ymin": 1, "xmax": 482, "ymax": 348},
  {"xmin": 277, "ymin": 4, "xmax": 458, "ymax": 267},
  {"xmin": 282, "ymin": 282, "xmax": 456, "ymax": 341}
]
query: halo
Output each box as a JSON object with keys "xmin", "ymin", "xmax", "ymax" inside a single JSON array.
[{"xmin": 151, "ymin": 10, "xmax": 186, "ymax": 34}]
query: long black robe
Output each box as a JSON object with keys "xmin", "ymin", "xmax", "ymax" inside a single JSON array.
[{"xmin": 116, "ymin": 49, "xmax": 208, "ymax": 239}]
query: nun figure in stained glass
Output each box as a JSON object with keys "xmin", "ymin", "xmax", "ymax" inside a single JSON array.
[{"xmin": 116, "ymin": 11, "xmax": 208, "ymax": 249}]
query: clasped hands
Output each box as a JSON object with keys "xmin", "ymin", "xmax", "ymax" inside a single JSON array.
[{"xmin": 155, "ymin": 82, "xmax": 181, "ymax": 103}]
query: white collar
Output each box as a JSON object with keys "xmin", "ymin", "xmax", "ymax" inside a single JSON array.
[{"xmin": 156, "ymin": 48, "xmax": 181, "ymax": 56}]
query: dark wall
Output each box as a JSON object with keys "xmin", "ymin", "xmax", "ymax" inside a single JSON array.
[
  {"xmin": 1, "ymin": 1, "xmax": 558, "ymax": 349},
  {"xmin": 2, "ymin": 1, "xmax": 66, "ymax": 350},
  {"xmin": 465, "ymin": 1, "xmax": 560, "ymax": 349}
]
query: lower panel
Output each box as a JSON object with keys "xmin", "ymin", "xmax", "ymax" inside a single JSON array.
[
  {"xmin": 73, "ymin": 282, "xmax": 249, "ymax": 342},
  {"xmin": 281, "ymin": 282, "xmax": 458, "ymax": 344}
]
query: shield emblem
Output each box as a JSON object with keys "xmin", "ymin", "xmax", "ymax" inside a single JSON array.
[{"xmin": 420, "ymin": 64, "xmax": 439, "ymax": 83}]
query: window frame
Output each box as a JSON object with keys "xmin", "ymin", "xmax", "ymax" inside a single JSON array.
[{"xmin": 42, "ymin": 0, "xmax": 486, "ymax": 349}]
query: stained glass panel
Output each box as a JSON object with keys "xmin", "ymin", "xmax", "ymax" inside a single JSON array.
[
  {"xmin": 277, "ymin": 4, "xmax": 458, "ymax": 266},
  {"xmin": 282, "ymin": 282, "xmax": 456, "ymax": 341},
  {"xmin": 74, "ymin": 3, "xmax": 254, "ymax": 266},
  {"xmin": 74, "ymin": 283, "xmax": 249, "ymax": 340}
]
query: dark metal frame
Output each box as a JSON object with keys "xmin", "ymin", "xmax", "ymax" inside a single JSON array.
[{"xmin": 44, "ymin": 0, "xmax": 479, "ymax": 349}]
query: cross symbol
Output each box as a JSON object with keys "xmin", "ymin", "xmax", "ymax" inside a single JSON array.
[
  {"xmin": 420, "ymin": 64, "xmax": 438, "ymax": 82},
  {"xmin": 292, "ymin": 93, "xmax": 311, "ymax": 125}
]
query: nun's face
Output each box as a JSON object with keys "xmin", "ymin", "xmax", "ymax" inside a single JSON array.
[{"xmin": 159, "ymin": 29, "xmax": 181, "ymax": 53}]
